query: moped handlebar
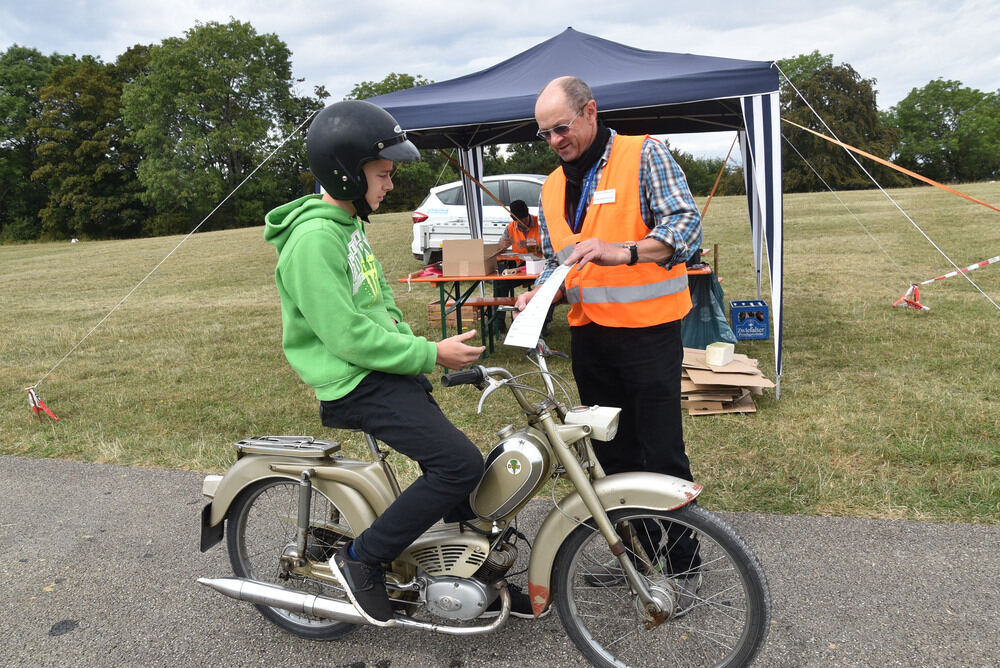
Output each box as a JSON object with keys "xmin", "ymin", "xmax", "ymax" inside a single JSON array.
[{"xmin": 440, "ymin": 366, "xmax": 487, "ymax": 387}]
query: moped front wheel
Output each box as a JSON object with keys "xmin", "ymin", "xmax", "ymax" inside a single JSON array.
[
  {"xmin": 226, "ymin": 477, "xmax": 357, "ymax": 640},
  {"xmin": 553, "ymin": 503, "xmax": 770, "ymax": 667}
]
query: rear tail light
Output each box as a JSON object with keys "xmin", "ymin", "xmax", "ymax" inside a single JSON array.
[{"xmin": 412, "ymin": 212, "xmax": 428, "ymax": 223}]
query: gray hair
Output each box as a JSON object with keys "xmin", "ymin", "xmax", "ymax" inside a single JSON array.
[{"xmin": 541, "ymin": 76, "xmax": 595, "ymax": 111}]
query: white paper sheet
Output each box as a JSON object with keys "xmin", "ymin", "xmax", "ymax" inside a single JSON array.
[{"xmin": 502, "ymin": 263, "xmax": 572, "ymax": 348}]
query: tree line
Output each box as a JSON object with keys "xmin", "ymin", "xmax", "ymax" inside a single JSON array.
[{"xmin": 2, "ymin": 22, "xmax": 997, "ymax": 243}]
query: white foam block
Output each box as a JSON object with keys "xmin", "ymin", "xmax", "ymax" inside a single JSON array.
[{"xmin": 705, "ymin": 341, "xmax": 735, "ymax": 367}]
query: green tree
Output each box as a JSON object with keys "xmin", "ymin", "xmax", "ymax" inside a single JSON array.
[
  {"xmin": 501, "ymin": 141, "xmax": 560, "ymax": 176},
  {"xmin": 121, "ymin": 20, "xmax": 325, "ymax": 235},
  {"xmin": 777, "ymin": 50, "xmax": 833, "ymax": 111},
  {"xmin": 781, "ymin": 62, "xmax": 905, "ymax": 192},
  {"xmin": 671, "ymin": 146, "xmax": 745, "ymax": 198},
  {"xmin": 346, "ymin": 72, "xmax": 432, "ymax": 100},
  {"xmin": 343, "ymin": 72, "xmax": 456, "ymax": 212},
  {"xmin": 30, "ymin": 52, "xmax": 152, "ymax": 239},
  {"xmin": 0, "ymin": 45, "xmax": 72, "ymax": 240},
  {"xmin": 884, "ymin": 79, "xmax": 1000, "ymax": 182}
]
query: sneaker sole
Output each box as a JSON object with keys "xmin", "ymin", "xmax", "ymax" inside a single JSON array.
[
  {"xmin": 672, "ymin": 573, "xmax": 703, "ymax": 619},
  {"xmin": 328, "ymin": 556, "xmax": 396, "ymax": 628}
]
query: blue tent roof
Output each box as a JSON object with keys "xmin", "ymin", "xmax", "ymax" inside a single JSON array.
[
  {"xmin": 369, "ymin": 28, "xmax": 785, "ymax": 390},
  {"xmin": 369, "ymin": 27, "xmax": 779, "ymax": 148}
]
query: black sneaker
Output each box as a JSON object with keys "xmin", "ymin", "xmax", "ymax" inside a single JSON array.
[
  {"xmin": 481, "ymin": 583, "xmax": 549, "ymax": 619},
  {"xmin": 330, "ymin": 542, "xmax": 395, "ymax": 626}
]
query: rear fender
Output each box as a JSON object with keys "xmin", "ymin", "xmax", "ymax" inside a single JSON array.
[
  {"xmin": 525, "ymin": 472, "xmax": 702, "ymax": 616},
  {"xmin": 200, "ymin": 455, "xmax": 393, "ymax": 552}
]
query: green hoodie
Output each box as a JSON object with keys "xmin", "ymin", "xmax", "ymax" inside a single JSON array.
[{"xmin": 264, "ymin": 195, "xmax": 437, "ymax": 400}]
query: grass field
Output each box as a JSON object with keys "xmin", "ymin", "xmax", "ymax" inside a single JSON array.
[{"xmin": 2, "ymin": 183, "xmax": 998, "ymax": 523}]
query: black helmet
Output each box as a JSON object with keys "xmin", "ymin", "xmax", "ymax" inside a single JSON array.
[{"xmin": 306, "ymin": 100, "xmax": 420, "ymax": 202}]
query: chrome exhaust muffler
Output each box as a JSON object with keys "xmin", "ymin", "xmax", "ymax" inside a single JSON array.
[
  {"xmin": 197, "ymin": 577, "xmax": 512, "ymax": 635},
  {"xmin": 197, "ymin": 577, "xmax": 368, "ymax": 625}
]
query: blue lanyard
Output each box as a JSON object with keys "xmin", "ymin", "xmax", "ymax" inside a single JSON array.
[{"xmin": 571, "ymin": 161, "xmax": 601, "ymax": 234}]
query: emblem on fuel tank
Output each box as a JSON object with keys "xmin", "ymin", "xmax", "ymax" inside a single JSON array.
[{"xmin": 506, "ymin": 458, "xmax": 522, "ymax": 475}]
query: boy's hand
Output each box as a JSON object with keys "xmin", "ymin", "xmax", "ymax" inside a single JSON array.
[{"xmin": 435, "ymin": 330, "xmax": 485, "ymax": 369}]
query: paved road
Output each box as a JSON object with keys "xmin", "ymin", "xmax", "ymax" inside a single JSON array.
[{"xmin": 1, "ymin": 455, "xmax": 997, "ymax": 667}]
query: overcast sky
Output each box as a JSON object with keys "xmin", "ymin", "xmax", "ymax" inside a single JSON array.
[{"xmin": 3, "ymin": 0, "xmax": 999, "ymax": 157}]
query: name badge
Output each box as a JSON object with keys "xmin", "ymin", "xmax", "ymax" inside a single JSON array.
[{"xmin": 592, "ymin": 189, "xmax": 616, "ymax": 205}]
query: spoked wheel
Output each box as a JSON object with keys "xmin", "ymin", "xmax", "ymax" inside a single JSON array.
[
  {"xmin": 553, "ymin": 504, "xmax": 770, "ymax": 667},
  {"xmin": 226, "ymin": 477, "xmax": 357, "ymax": 640}
]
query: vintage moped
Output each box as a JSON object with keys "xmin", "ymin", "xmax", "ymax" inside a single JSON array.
[{"xmin": 198, "ymin": 342, "xmax": 770, "ymax": 667}]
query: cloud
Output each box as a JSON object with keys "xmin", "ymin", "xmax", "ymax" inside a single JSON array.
[{"xmin": 3, "ymin": 0, "xmax": 998, "ymax": 157}]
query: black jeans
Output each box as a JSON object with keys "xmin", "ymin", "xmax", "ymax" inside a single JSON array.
[
  {"xmin": 570, "ymin": 320, "xmax": 700, "ymax": 573},
  {"xmin": 320, "ymin": 372, "xmax": 483, "ymax": 565}
]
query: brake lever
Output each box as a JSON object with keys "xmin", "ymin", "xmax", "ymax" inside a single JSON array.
[{"xmin": 476, "ymin": 376, "xmax": 507, "ymax": 414}]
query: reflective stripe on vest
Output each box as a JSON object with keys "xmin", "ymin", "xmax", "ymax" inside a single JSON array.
[
  {"xmin": 565, "ymin": 273, "xmax": 689, "ymax": 305},
  {"xmin": 541, "ymin": 134, "xmax": 691, "ymax": 328}
]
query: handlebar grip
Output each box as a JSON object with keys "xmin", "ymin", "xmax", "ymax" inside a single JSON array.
[{"xmin": 440, "ymin": 367, "xmax": 486, "ymax": 387}]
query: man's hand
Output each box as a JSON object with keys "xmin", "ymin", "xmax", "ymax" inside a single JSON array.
[
  {"xmin": 435, "ymin": 330, "xmax": 486, "ymax": 369},
  {"xmin": 563, "ymin": 238, "xmax": 629, "ymax": 269},
  {"xmin": 512, "ymin": 288, "xmax": 537, "ymax": 318},
  {"xmin": 563, "ymin": 238, "xmax": 672, "ymax": 269}
]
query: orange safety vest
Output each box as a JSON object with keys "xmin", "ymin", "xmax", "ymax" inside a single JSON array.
[
  {"xmin": 541, "ymin": 134, "xmax": 691, "ymax": 328},
  {"xmin": 506, "ymin": 216, "xmax": 541, "ymax": 254}
]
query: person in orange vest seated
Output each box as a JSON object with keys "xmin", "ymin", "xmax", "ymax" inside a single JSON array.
[
  {"xmin": 495, "ymin": 199, "xmax": 548, "ymax": 334},
  {"xmin": 498, "ymin": 199, "xmax": 541, "ymax": 255},
  {"xmin": 514, "ymin": 76, "xmax": 705, "ymax": 615}
]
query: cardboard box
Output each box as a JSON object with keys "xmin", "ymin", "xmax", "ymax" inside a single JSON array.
[
  {"xmin": 730, "ymin": 300, "xmax": 770, "ymax": 340},
  {"xmin": 442, "ymin": 239, "xmax": 499, "ymax": 276}
]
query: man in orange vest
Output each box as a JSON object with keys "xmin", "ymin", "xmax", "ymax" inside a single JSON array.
[
  {"xmin": 495, "ymin": 199, "xmax": 546, "ymax": 334},
  {"xmin": 514, "ymin": 76, "xmax": 704, "ymax": 614},
  {"xmin": 498, "ymin": 199, "xmax": 541, "ymax": 254}
]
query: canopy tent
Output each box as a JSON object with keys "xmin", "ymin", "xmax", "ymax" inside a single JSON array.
[{"xmin": 369, "ymin": 27, "xmax": 784, "ymax": 391}]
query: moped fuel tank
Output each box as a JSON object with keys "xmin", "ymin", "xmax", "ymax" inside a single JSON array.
[{"xmin": 470, "ymin": 427, "xmax": 552, "ymax": 521}]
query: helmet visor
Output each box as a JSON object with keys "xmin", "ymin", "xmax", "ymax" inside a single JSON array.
[{"xmin": 374, "ymin": 132, "xmax": 421, "ymax": 163}]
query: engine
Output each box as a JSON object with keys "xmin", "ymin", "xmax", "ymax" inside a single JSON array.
[
  {"xmin": 423, "ymin": 542, "xmax": 519, "ymax": 621},
  {"xmin": 423, "ymin": 576, "xmax": 492, "ymax": 621}
]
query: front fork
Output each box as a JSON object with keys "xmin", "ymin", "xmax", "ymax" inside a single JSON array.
[{"xmin": 540, "ymin": 411, "xmax": 671, "ymax": 619}]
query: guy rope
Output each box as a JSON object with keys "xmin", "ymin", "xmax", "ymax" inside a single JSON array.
[{"xmin": 24, "ymin": 110, "xmax": 318, "ymax": 421}]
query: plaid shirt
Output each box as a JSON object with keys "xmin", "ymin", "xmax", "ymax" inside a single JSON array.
[{"xmin": 534, "ymin": 130, "xmax": 702, "ymax": 285}]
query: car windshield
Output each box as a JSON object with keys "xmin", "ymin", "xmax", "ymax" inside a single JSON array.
[{"xmin": 436, "ymin": 181, "xmax": 502, "ymax": 207}]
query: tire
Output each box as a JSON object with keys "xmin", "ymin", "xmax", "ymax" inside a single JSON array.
[
  {"xmin": 552, "ymin": 504, "xmax": 770, "ymax": 667},
  {"xmin": 226, "ymin": 477, "xmax": 357, "ymax": 640}
]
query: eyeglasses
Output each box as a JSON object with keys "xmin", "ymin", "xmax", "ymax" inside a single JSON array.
[{"xmin": 536, "ymin": 109, "xmax": 583, "ymax": 141}]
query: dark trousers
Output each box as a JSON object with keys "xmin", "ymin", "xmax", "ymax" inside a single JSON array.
[
  {"xmin": 320, "ymin": 372, "xmax": 483, "ymax": 565},
  {"xmin": 570, "ymin": 320, "xmax": 700, "ymax": 573}
]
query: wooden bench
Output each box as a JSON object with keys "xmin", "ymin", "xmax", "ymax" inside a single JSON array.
[{"xmin": 444, "ymin": 297, "xmax": 517, "ymax": 352}]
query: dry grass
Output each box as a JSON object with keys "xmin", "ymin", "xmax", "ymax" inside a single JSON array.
[{"xmin": 2, "ymin": 183, "xmax": 998, "ymax": 523}]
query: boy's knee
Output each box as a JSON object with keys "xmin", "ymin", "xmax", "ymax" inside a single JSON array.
[{"xmin": 457, "ymin": 447, "xmax": 485, "ymax": 489}]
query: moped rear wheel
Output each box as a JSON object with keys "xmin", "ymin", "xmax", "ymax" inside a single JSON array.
[
  {"xmin": 553, "ymin": 503, "xmax": 770, "ymax": 667},
  {"xmin": 226, "ymin": 477, "xmax": 357, "ymax": 640}
]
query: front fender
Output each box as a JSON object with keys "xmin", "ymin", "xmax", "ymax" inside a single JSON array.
[{"xmin": 526, "ymin": 472, "xmax": 702, "ymax": 616}]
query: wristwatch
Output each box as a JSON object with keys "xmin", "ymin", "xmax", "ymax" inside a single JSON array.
[{"xmin": 623, "ymin": 241, "xmax": 638, "ymax": 266}]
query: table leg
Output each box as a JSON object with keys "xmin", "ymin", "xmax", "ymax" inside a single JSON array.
[{"xmin": 439, "ymin": 284, "xmax": 447, "ymax": 341}]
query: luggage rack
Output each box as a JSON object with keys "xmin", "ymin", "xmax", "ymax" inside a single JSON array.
[{"xmin": 235, "ymin": 435, "xmax": 341, "ymax": 458}]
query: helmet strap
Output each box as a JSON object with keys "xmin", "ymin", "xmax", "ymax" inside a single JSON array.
[
  {"xmin": 353, "ymin": 196, "xmax": 373, "ymax": 222},
  {"xmin": 352, "ymin": 170, "xmax": 372, "ymax": 221}
]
